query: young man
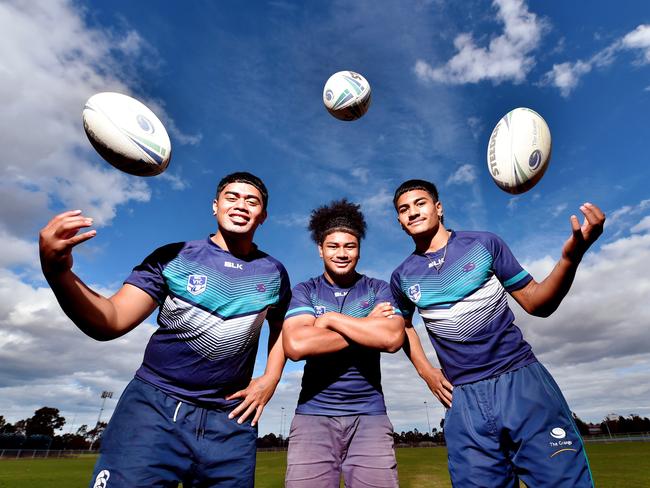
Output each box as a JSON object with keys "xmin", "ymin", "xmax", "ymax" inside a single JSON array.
[
  {"xmin": 282, "ymin": 199, "xmax": 405, "ymax": 488},
  {"xmin": 390, "ymin": 179, "xmax": 604, "ymax": 487},
  {"xmin": 39, "ymin": 172, "xmax": 290, "ymax": 488}
]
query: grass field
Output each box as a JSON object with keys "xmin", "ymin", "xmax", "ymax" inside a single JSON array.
[{"xmin": 1, "ymin": 443, "xmax": 649, "ymax": 487}]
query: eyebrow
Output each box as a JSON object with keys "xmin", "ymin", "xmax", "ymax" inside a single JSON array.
[{"xmin": 224, "ymin": 191, "xmax": 261, "ymax": 202}]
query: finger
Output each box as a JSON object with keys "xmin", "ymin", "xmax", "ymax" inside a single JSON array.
[
  {"xmin": 583, "ymin": 202, "xmax": 605, "ymax": 221},
  {"xmin": 580, "ymin": 203, "xmax": 604, "ymax": 227},
  {"xmin": 67, "ymin": 230, "xmax": 96, "ymax": 247},
  {"xmin": 251, "ymin": 405, "xmax": 265, "ymax": 426},
  {"xmin": 50, "ymin": 209, "xmax": 83, "ymax": 225},
  {"xmin": 237, "ymin": 402, "xmax": 258, "ymax": 424},
  {"xmin": 56, "ymin": 217, "xmax": 94, "ymax": 238},
  {"xmin": 228, "ymin": 397, "xmax": 250, "ymax": 418},
  {"xmin": 442, "ymin": 379, "xmax": 454, "ymax": 392},
  {"xmin": 569, "ymin": 215, "xmax": 582, "ymax": 237},
  {"xmin": 225, "ymin": 389, "xmax": 246, "ymax": 401}
]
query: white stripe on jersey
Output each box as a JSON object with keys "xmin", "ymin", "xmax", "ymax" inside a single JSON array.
[
  {"xmin": 159, "ymin": 295, "xmax": 267, "ymax": 360},
  {"xmin": 419, "ymin": 275, "xmax": 508, "ymax": 341}
]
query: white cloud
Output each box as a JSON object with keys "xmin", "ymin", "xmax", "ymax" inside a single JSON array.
[
  {"xmin": 415, "ymin": 0, "xmax": 545, "ymax": 85},
  {"xmin": 622, "ymin": 24, "xmax": 650, "ymax": 63},
  {"xmin": 543, "ymin": 23, "xmax": 650, "ymax": 97},
  {"xmin": 446, "ymin": 163, "xmax": 477, "ymax": 185}
]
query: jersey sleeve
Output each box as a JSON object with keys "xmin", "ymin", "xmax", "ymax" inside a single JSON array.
[
  {"xmin": 124, "ymin": 242, "xmax": 184, "ymax": 304},
  {"xmin": 390, "ymin": 269, "xmax": 415, "ymax": 319},
  {"xmin": 485, "ymin": 233, "xmax": 533, "ymax": 292},
  {"xmin": 266, "ymin": 264, "xmax": 292, "ymax": 323},
  {"xmin": 374, "ymin": 279, "xmax": 403, "ymax": 316},
  {"xmin": 284, "ymin": 281, "xmax": 315, "ymax": 319}
]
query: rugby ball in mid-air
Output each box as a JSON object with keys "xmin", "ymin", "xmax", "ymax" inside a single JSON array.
[
  {"xmin": 83, "ymin": 92, "xmax": 171, "ymax": 176},
  {"xmin": 486, "ymin": 107, "xmax": 552, "ymax": 194},
  {"xmin": 323, "ymin": 71, "xmax": 371, "ymax": 121}
]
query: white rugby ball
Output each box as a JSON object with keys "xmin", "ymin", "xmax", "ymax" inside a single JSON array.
[
  {"xmin": 83, "ymin": 92, "xmax": 171, "ymax": 176},
  {"xmin": 486, "ymin": 107, "xmax": 552, "ymax": 194},
  {"xmin": 323, "ymin": 71, "xmax": 371, "ymax": 121}
]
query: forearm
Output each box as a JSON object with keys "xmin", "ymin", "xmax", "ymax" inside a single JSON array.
[
  {"xmin": 318, "ymin": 312, "xmax": 404, "ymax": 352},
  {"xmin": 403, "ymin": 326, "xmax": 436, "ymax": 377},
  {"xmin": 283, "ymin": 325, "xmax": 349, "ymax": 361},
  {"xmin": 263, "ymin": 324, "xmax": 287, "ymax": 381},
  {"xmin": 46, "ymin": 270, "xmax": 121, "ymax": 340},
  {"xmin": 516, "ymin": 257, "xmax": 579, "ymax": 317}
]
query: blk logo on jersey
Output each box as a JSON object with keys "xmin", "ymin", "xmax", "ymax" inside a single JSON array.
[
  {"xmin": 225, "ymin": 261, "xmax": 243, "ymax": 270},
  {"xmin": 408, "ymin": 284, "xmax": 421, "ymax": 303},
  {"xmin": 187, "ymin": 275, "xmax": 208, "ymax": 295},
  {"xmin": 314, "ymin": 305, "xmax": 326, "ymax": 317},
  {"xmin": 334, "ymin": 291, "xmax": 349, "ymax": 297}
]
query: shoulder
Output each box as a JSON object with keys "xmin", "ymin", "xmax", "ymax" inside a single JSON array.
[
  {"xmin": 143, "ymin": 241, "xmax": 190, "ymax": 264},
  {"xmin": 362, "ymin": 275, "xmax": 390, "ymax": 292},
  {"xmin": 251, "ymin": 248, "xmax": 289, "ymax": 276},
  {"xmin": 454, "ymin": 230, "xmax": 506, "ymax": 251},
  {"xmin": 390, "ymin": 253, "xmax": 421, "ymax": 282}
]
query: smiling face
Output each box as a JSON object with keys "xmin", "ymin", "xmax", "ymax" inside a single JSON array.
[
  {"xmin": 395, "ymin": 189, "xmax": 444, "ymax": 238},
  {"xmin": 319, "ymin": 231, "xmax": 360, "ymax": 282},
  {"xmin": 213, "ymin": 182, "xmax": 267, "ymax": 238}
]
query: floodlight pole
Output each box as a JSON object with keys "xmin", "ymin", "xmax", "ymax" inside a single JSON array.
[
  {"xmin": 89, "ymin": 391, "xmax": 113, "ymax": 451},
  {"xmin": 280, "ymin": 407, "xmax": 285, "ymax": 447},
  {"xmin": 424, "ymin": 401, "xmax": 432, "ymax": 435}
]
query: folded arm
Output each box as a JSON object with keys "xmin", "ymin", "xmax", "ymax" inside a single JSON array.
[
  {"xmin": 283, "ymin": 314, "xmax": 350, "ymax": 361},
  {"xmin": 314, "ymin": 302, "xmax": 405, "ymax": 353}
]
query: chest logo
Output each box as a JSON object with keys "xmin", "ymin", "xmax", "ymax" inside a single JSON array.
[
  {"xmin": 314, "ymin": 305, "xmax": 326, "ymax": 317},
  {"xmin": 408, "ymin": 284, "xmax": 421, "ymax": 303},
  {"xmin": 225, "ymin": 261, "xmax": 243, "ymax": 270},
  {"xmin": 187, "ymin": 274, "xmax": 208, "ymax": 295},
  {"xmin": 463, "ymin": 262, "xmax": 476, "ymax": 272}
]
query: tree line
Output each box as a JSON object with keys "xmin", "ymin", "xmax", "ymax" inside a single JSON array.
[{"xmin": 2, "ymin": 407, "xmax": 648, "ymax": 450}]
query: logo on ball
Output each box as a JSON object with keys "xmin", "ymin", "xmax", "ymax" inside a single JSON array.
[
  {"xmin": 325, "ymin": 89, "xmax": 333, "ymax": 102},
  {"xmin": 136, "ymin": 114, "xmax": 155, "ymax": 134},
  {"xmin": 528, "ymin": 149, "xmax": 542, "ymax": 170}
]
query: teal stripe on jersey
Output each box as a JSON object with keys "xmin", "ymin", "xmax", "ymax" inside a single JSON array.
[
  {"xmin": 402, "ymin": 244, "xmax": 493, "ymax": 306},
  {"xmin": 163, "ymin": 255, "xmax": 281, "ymax": 317},
  {"xmin": 503, "ymin": 269, "xmax": 530, "ymax": 288},
  {"xmin": 286, "ymin": 306, "xmax": 315, "ymax": 317}
]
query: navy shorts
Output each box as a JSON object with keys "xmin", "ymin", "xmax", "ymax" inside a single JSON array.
[
  {"xmin": 89, "ymin": 377, "xmax": 257, "ymax": 488},
  {"xmin": 444, "ymin": 362, "xmax": 594, "ymax": 487},
  {"xmin": 285, "ymin": 414, "xmax": 398, "ymax": 488}
]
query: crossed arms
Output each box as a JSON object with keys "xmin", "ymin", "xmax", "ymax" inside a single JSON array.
[{"xmin": 283, "ymin": 302, "xmax": 405, "ymax": 361}]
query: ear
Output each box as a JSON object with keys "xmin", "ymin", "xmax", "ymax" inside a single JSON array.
[
  {"xmin": 258, "ymin": 209, "xmax": 268, "ymax": 226},
  {"xmin": 435, "ymin": 201, "xmax": 444, "ymax": 217},
  {"xmin": 212, "ymin": 199, "xmax": 218, "ymax": 216},
  {"xmin": 318, "ymin": 244, "xmax": 324, "ymax": 259}
]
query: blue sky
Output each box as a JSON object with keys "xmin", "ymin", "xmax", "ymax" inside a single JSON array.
[{"xmin": 1, "ymin": 0, "xmax": 649, "ymax": 437}]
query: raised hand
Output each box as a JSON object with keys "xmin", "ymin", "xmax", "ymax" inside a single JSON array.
[
  {"xmin": 39, "ymin": 210, "xmax": 96, "ymax": 276},
  {"xmin": 562, "ymin": 203, "xmax": 605, "ymax": 264}
]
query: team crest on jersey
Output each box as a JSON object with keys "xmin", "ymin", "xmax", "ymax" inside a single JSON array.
[
  {"xmin": 408, "ymin": 284, "xmax": 421, "ymax": 303},
  {"xmin": 187, "ymin": 275, "xmax": 207, "ymax": 295},
  {"xmin": 314, "ymin": 305, "xmax": 326, "ymax": 317}
]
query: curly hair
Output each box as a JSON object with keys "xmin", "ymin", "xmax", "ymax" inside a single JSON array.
[{"xmin": 308, "ymin": 199, "xmax": 367, "ymax": 244}]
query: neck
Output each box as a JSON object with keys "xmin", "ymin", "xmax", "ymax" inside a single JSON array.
[
  {"xmin": 211, "ymin": 230, "xmax": 254, "ymax": 258},
  {"xmin": 414, "ymin": 225, "xmax": 450, "ymax": 254},
  {"xmin": 323, "ymin": 270, "xmax": 359, "ymax": 288}
]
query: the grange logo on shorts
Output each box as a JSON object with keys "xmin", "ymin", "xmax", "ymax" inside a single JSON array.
[
  {"xmin": 408, "ymin": 284, "xmax": 421, "ymax": 303},
  {"xmin": 93, "ymin": 470, "xmax": 110, "ymax": 488},
  {"xmin": 187, "ymin": 274, "xmax": 207, "ymax": 295}
]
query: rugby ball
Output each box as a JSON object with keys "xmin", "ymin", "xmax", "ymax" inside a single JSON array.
[
  {"xmin": 323, "ymin": 71, "xmax": 371, "ymax": 121},
  {"xmin": 486, "ymin": 107, "xmax": 552, "ymax": 194},
  {"xmin": 82, "ymin": 92, "xmax": 171, "ymax": 176}
]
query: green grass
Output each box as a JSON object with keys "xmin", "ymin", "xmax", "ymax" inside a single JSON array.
[{"xmin": 0, "ymin": 443, "xmax": 648, "ymax": 487}]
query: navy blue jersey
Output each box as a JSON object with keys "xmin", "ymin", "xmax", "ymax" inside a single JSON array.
[
  {"xmin": 125, "ymin": 237, "xmax": 291, "ymax": 407},
  {"xmin": 391, "ymin": 230, "xmax": 536, "ymax": 385},
  {"xmin": 285, "ymin": 275, "xmax": 399, "ymax": 416}
]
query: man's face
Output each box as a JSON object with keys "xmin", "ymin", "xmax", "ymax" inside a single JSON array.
[
  {"xmin": 395, "ymin": 189, "xmax": 443, "ymax": 237},
  {"xmin": 319, "ymin": 231, "xmax": 360, "ymax": 279},
  {"xmin": 213, "ymin": 182, "xmax": 267, "ymax": 236}
]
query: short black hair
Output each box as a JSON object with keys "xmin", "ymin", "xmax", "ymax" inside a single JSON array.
[
  {"xmin": 308, "ymin": 199, "xmax": 367, "ymax": 245},
  {"xmin": 393, "ymin": 179, "xmax": 440, "ymax": 208},
  {"xmin": 216, "ymin": 172, "xmax": 269, "ymax": 210}
]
